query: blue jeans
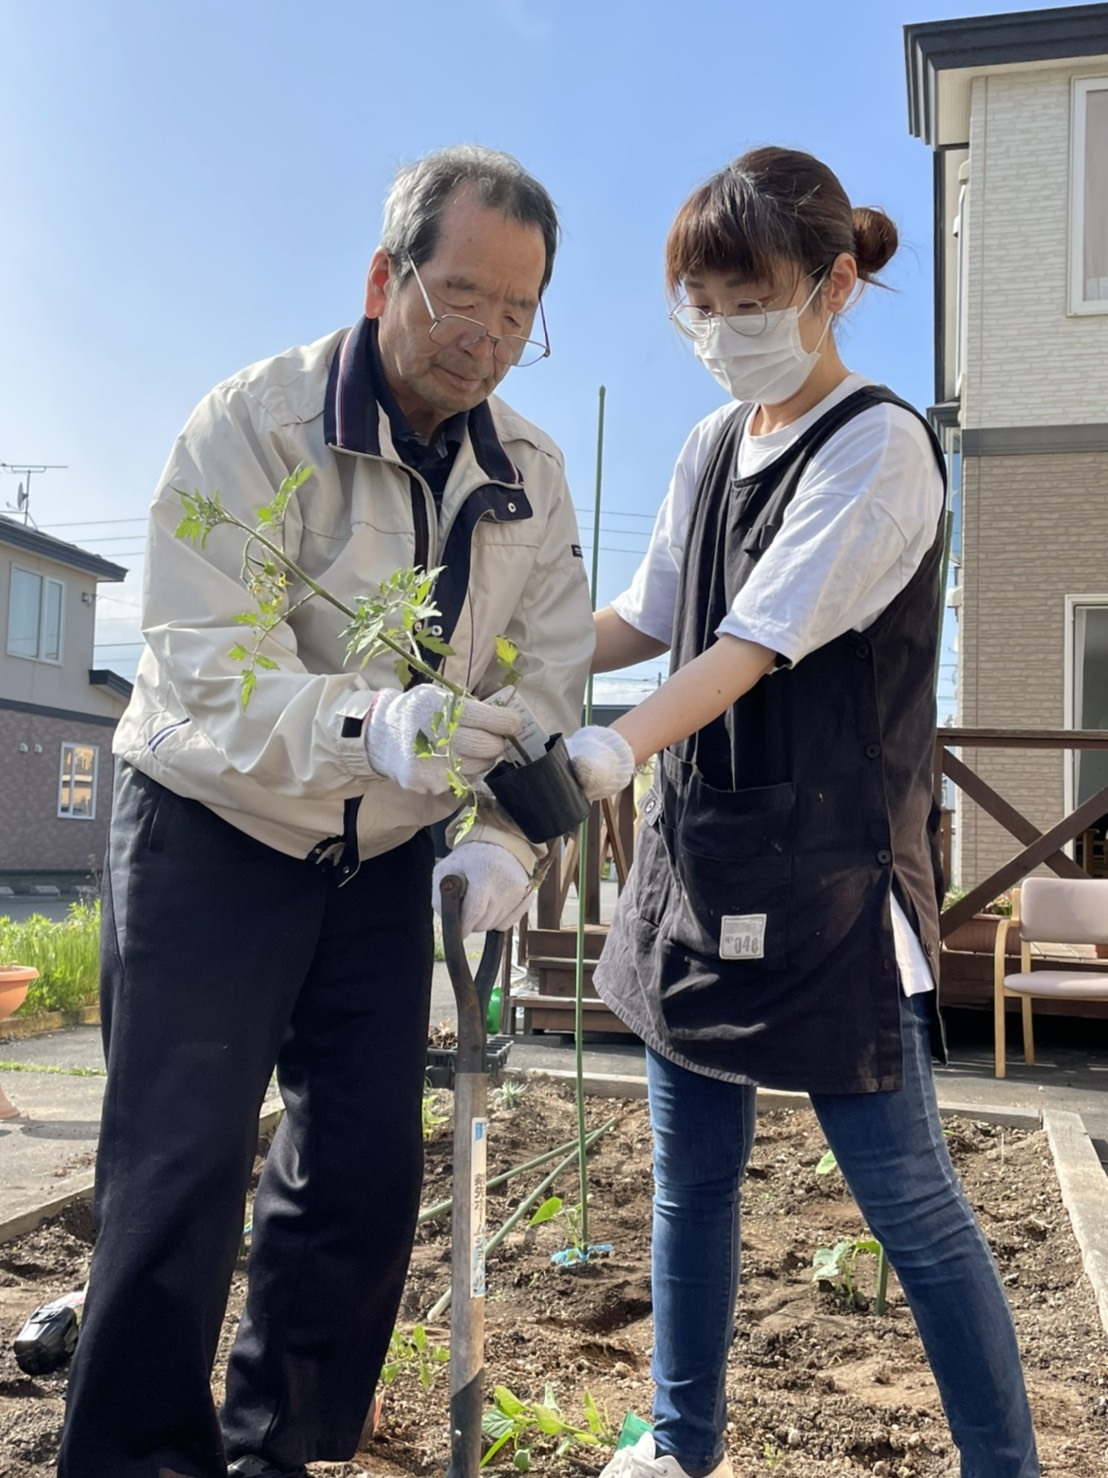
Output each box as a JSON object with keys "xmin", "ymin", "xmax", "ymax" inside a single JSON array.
[{"xmin": 646, "ymin": 992, "xmax": 1039, "ymax": 1478}]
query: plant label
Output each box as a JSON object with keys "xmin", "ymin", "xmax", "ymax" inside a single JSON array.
[
  {"xmin": 486, "ymin": 687, "xmax": 549, "ymax": 763},
  {"xmin": 471, "ymin": 1117, "xmax": 488, "ymax": 1299},
  {"xmin": 719, "ymin": 914, "xmax": 767, "ymax": 960}
]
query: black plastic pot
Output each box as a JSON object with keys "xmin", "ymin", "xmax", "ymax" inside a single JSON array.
[
  {"xmin": 485, "ymin": 733, "xmax": 591, "ymax": 844},
  {"xmin": 425, "ymin": 1035, "xmax": 513, "ymax": 1091}
]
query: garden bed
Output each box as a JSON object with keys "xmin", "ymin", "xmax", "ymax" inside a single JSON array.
[{"xmin": 1, "ymin": 1082, "xmax": 1107, "ymax": 1476}]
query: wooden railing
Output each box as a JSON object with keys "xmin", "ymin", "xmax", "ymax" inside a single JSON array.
[
  {"xmin": 935, "ymin": 728, "xmax": 1108, "ymax": 936},
  {"xmin": 531, "ymin": 788, "xmax": 636, "ymax": 930},
  {"xmin": 522, "ymin": 728, "xmax": 1108, "ymax": 954}
]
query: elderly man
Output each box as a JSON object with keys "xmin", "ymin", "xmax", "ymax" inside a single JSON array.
[{"xmin": 58, "ymin": 145, "xmax": 628, "ymax": 1478}]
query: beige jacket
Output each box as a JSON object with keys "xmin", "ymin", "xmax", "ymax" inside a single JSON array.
[{"xmin": 113, "ymin": 322, "xmax": 594, "ymax": 870}]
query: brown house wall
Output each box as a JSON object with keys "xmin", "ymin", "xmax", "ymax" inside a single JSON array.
[
  {"xmin": 0, "ymin": 708, "xmax": 117, "ymax": 874},
  {"xmin": 957, "ymin": 450, "xmax": 1108, "ymax": 888}
]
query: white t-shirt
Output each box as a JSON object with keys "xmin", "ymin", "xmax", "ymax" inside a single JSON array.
[{"xmin": 612, "ymin": 375, "xmax": 945, "ymax": 996}]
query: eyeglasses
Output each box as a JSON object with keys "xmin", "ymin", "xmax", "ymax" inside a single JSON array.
[
  {"xmin": 405, "ymin": 256, "xmax": 550, "ymax": 368},
  {"xmin": 669, "ymin": 268, "xmax": 830, "ymax": 342},
  {"xmin": 670, "ymin": 300, "xmax": 773, "ymax": 340}
]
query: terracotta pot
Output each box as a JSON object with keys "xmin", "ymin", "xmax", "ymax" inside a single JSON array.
[{"xmin": 0, "ymin": 966, "xmax": 39, "ymax": 1121}]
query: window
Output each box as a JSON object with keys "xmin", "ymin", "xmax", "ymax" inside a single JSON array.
[
  {"xmin": 58, "ymin": 743, "xmax": 98, "ymax": 819},
  {"xmin": 7, "ymin": 567, "xmax": 64, "ymax": 662},
  {"xmin": 1070, "ymin": 78, "xmax": 1108, "ymax": 314},
  {"xmin": 953, "ymin": 175, "xmax": 969, "ymax": 390}
]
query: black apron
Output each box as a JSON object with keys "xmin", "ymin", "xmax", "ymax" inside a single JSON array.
[{"xmin": 594, "ymin": 387, "xmax": 947, "ymax": 1094}]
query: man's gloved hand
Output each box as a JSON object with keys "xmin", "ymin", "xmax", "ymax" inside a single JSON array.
[
  {"xmin": 565, "ymin": 726, "xmax": 636, "ymax": 802},
  {"xmin": 432, "ymin": 843, "xmax": 532, "ymax": 936},
  {"xmin": 364, "ymin": 687, "xmax": 521, "ymax": 795}
]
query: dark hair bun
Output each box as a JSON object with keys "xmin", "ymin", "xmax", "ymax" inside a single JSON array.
[{"xmin": 852, "ymin": 207, "xmax": 898, "ymax": 278}]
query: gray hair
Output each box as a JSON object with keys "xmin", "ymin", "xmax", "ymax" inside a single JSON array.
[{"xmin": 381, "ymin": 144, "xmax": 559, "ymax": 296}]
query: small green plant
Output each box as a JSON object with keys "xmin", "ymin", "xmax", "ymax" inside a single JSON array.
[
  {"xmin": 0, "ymin": 901, "xmax": 101, "ymax": 1016},
  {"xmin": 529, "ymin": 1194, "xmax": 613, "ymax": 1268},
  {"xmin": 176, "ymin": 466, "xmax": 527, "ymax": 836},
  {"xmin": 379, "ymin": 1323, "xmax": 449, "ymax": 1390},
  {"xmin": 762, "ymin": 1442, "xmax": 786, "ymax": 1471},
  {"xmin": 530, "ymin": 1195, "xmax": 585, "ymax": 1259},
  {"xmin": 481, "ymin": 1383, "xmax": 612, "ymax": 1470},
  {"xmin": 811, "ymin": 1236, "xmax": 881, "ymax": 1309},
  {"xmin": 813, "ymin": 1147, "xmax": 890, "ymax": 1314},
  {"xmin": 422, "ymin": 1083, "xmax": 448, "ymax": 1141},
  {"xmin": 815, "ymin": 1141, "xmax": 892, "ymax": 1318},
  {"xmin": 491, "ymin": 1078, "xmax": 528, "ymax": 1111}
]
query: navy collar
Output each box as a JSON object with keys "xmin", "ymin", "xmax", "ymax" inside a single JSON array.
[{"xmin": 324, "ymin": 317, "xmax": 521, "ymax": 485}]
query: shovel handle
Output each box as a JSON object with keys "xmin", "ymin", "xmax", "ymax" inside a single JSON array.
[{"xmin": 439, "ymin": 874, "xmax": 506, "ymax": 1073}]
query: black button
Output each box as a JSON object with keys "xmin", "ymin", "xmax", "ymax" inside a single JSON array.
[
  {"xmin": 865, "ymin": 743, "xmax": 881, "ymax": 759},
  {"xmin": 856, "ymin": 643, "xmax": 870, "ymax": 658},
  {"xmin": 876, "ymin": 849, "xmax": 892, "ymax": 864}
]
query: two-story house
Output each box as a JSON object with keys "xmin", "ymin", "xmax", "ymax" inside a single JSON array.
[
  {"xmin": 0, "ymin": 517, "xmax": 129, "ymax": 882},
  {"xmin": 905, "ymin": 3, "xmax": 1108, "ymax": 889}
]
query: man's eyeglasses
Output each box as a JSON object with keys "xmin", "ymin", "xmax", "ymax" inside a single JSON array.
[{"xmin": 405, "ymin": 256, "xmax": 550, "ymax": 368}]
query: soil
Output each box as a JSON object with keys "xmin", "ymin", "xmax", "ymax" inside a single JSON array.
[{"xmin": 2, "ymin": 1080, "xmax": 1107, "ymax": 1477}]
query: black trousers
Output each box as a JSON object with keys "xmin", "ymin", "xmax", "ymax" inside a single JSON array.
[{"xmin": 58, "ymin": 765, "xmax": 435, "ymax": 1477}]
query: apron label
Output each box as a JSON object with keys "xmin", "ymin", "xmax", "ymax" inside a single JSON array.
[{"xmin": 720, "ymin": 914, "xmax": 767, "ymax": 959}]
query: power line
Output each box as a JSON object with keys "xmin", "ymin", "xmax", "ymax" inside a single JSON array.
[{"xmin": 38, "ymin": 516, "xmax": 147, "ymax": 530}]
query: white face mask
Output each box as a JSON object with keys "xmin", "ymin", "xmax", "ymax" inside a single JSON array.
[{"xmin": 693, "ymin": 275, "xmax": 833, "ymax": 405}]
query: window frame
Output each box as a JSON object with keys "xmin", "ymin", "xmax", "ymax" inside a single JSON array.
[
  {"xmin": 1069, "ymin": 76, "xmax": 1108, "ymax": 317},
  {"xmin": 6, "ymin": 565, "xmax": 65, "ymax": 664},
  {"xmin": 1063, "ymin": 596, "xmax": 1108, "ymax": 846},
  {"xmin": 57, "ymin": 741, "xmax": 99, "ymax": 821}
]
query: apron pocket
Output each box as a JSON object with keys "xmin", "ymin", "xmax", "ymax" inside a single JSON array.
[{"xmin": 668, "ymin": 847, "xmax": 791, "ymax": 969}]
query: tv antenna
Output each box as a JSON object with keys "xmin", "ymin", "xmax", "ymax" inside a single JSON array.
[{"xmin": 0, "ymin": 463, "xmax": 67, "ymax": 527}]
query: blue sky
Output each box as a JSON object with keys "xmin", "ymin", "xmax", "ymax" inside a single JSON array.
[{"xmin": 0, "ymin": 0, "xmax": 1063, "ymax": 717}]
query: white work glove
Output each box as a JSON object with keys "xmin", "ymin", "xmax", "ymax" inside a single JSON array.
[
  {"xmin": 364, "ymin": 687, "xmax": 521, "ymax": 796},
  {"xmin": 432, "ymin": 843, "xmax": 532, "ymax": 936},
  {"xmin": 564, "ymin": 726, "xmax": 636, "ymax": 802}
]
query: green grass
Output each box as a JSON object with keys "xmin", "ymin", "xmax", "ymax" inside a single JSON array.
[
  {"xmin": 0, "ymin": 1060, "xmax": 106, "ymax": 1076},
  {"xmin": 0, "ymin": 901, "xmax": 102, "ymax": 1016}
]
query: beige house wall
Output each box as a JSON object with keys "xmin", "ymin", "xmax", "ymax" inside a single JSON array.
[
  {"xmin": 957, "ymin": 450, "xmax": 1108, "ymax": 887},
  {"xmin": 962, "ymin": 67, "xmax": 1108, "ymax": 431},
  {"xmin": 1, "ymin": 547, "xmax": 120, "ymax": 719}
]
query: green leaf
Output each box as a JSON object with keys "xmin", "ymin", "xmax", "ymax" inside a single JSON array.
[
  {"xmin": 529, "ymin": 1196, "xmax": 563, "ymax": 1227},
  {"xmin": 228, "ymin": 643, "xmax": 249, "ymax": 662},
  {"xmin": 532, "ymin": 1405, "xmax": 568, "ymax": 1436},
  {"xmin": 255, "ymin": 655, "xmax": 280, "ymax": 672},
  {"xmin": 513, "ymin": 1448, "xmax": 531, "ymax": 1471},
  {"xmin": 815, "ymin": 1149, "xmax": 839, "ymax": 1177},
  {"xmin": 240, "ymin": 671, "xmax": 256, "ymax": 710},
  {"xmin": 416, "ymin": 631, "xmax": 455, "ymax": 658},
  {"xmin": 480, "ymin": 1433, "xmax": 511, "ymax": 1468},
  {"xmin": 492, "ymin": 1386, "xmax": 526, "ymax": 1418},
  {"xmin": 582, "ymin": 1390, "xmax": 605, "ymax": 1436},
  {"xmin": 451, "ymin": 800, "xmax": 478, "ymax": 842}
]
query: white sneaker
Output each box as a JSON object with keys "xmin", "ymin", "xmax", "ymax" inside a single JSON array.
[{"xmin": 598, "ymin": 1432, "xmax": 733, "ymax": 1478}]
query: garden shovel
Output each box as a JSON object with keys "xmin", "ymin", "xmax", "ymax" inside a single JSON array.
[{"xmin": 439, "ymin": 875, "xmax": 506, "ymax": 1478}]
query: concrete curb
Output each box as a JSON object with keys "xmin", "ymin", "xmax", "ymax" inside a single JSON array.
[
  {"xmin": 1043, "ymin": 1109, "xmax": 1108, "ymax": 1339},
  {"xmin": 508, "ymin": 1066, "xmax": 1045, "ymax": 1130},
  {"xmin": 0, "ymin": 1005, "xmax": 100, "ymax": 1041},
  {"xmin": 0, "ymin": 1174, "xmax": 96, "ymax": 1246},
  {"xmin": 0, "ymin": 1095, "xmax": 285, "ymax": 1246}
]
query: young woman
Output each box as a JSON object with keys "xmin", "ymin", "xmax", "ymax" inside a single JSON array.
[{"xmin": 587, "ymin": 149, "xmax": 1039, "ymax": 1478}]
